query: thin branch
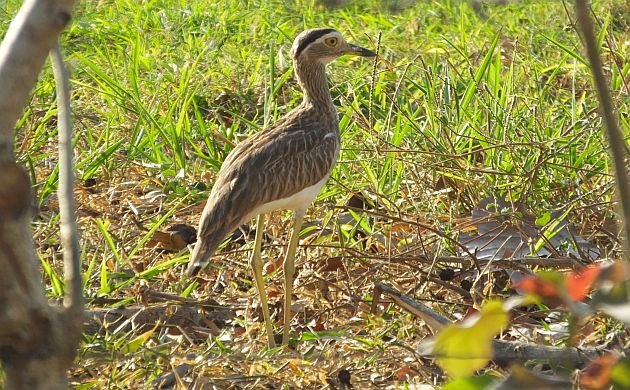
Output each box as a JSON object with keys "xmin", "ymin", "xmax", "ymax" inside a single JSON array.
[
  {"xmin": 373, "ymin": 282, "xmax": 449, "ymax": 330},
  {"xmin": 574, "ymin": 0, "xmax": 630, "ymax": 258},
  {"xmin": 50, "ymin": 43, "xmax": 83, "ymax": 313},
  {"xmin": 374, "ymin": 282, "xmax": 604, "ymax": 366},
  {"xmin": 151, "ymin": 364, "xmax": 192, "ymax": 389}
]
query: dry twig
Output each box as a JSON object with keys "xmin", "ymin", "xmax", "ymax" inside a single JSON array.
[{"xmin": 374, "ymin": 282, "xmax": 603, "ymax": 366}]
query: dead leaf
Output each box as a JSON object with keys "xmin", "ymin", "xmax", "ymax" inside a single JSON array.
[
  {"xmin": 458, "ymin": 196, "xmax": 599, "ymax": 260},
  {"xmin": 319, "ymin": 256, "xmax": 345, "ymax": 272},
  {"xmin": 146, "ymin": 224, "xmax": 196, "ymax": 253},
  {"xmin": 394, "ymin": 365, "xmax": 413, "ymax": 381}
]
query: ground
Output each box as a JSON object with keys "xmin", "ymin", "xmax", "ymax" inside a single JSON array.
[{"xmin": 2, "ymin": 0, "xmax": 630, "ymax": 388}]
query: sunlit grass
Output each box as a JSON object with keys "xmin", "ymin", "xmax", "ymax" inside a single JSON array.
[{"xmin": 2, "ymin": 0, "xmax": 629, "ymax": 387}]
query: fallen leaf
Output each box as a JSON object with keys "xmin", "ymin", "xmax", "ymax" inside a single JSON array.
[
  {"xmin": 120, "ymin": 322, "xmax": 159, "ymax": 354},
  {"xmin": 264, "ymin": 255, "xmax": 284, "ymax": 274},
  {"xmin": 146, "ymin": 224, "xmax": 197, "ymax": 252},
  {"xmin": 394, "ymin": 365, "xmax": 413, "ymax": 381},
  {"xmin": 318, "ymin": 256, "xmax": 345, "ymax": 272}
]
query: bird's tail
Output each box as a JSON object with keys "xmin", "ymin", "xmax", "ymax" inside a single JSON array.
[{"xmin": 186, "ymin": 199, "xmax": 244, "ymax": 277}]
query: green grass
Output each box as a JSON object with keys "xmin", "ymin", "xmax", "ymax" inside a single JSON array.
[{"xmin": 2, "ymin": 0, "xmax": 630, "ymax": 387}]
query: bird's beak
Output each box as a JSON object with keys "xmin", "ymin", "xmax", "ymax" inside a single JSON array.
[{"xmin": 348, "ymin": 44, "xmax": 377, "ymax": 57}]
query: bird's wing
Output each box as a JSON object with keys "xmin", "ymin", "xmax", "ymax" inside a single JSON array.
[{"xmin": 207, "ymin": 117, "xmax": 340, "ymax": 226}]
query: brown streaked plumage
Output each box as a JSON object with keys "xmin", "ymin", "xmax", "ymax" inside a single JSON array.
[{"xmin": 187, "ymin": 28, "xmax": 376, "ymax": 348}]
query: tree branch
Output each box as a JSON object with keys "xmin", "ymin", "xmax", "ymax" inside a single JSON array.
[
  {"xmin": 0, "ymin": 0, "xmax": 74, "ymax": 158},
  {"xmin": 0, "ymin": 1, "xmax": 78, "ymax": 388},
  {"xmin": 50, "ymin": 43, "xmax": 83, "ymax": 315},
  {"xmin": 574, "ymin": 0, "xmax": 630, "ymax": 257}
]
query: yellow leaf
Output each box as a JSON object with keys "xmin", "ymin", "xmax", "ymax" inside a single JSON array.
[
  {"xmin": 288, "ymin": 360, "xmax": 304, "ymax": 376},
  {"xmin": 318, "ymin": 372, "xmax": 329, "ymax": 386},
  {"xmin": 120, "ymin": 322, "xmax": 159, "ymax": 354},
  {"xmin": 425, "ymin": 47, "xmax": 447, "ymax": 54},
  {"xmin": 432, "ymin": 300, "xmax": 509, "ymax": 378}
]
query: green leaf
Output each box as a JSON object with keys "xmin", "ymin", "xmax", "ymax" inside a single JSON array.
[
  {"xmin": 611, "ymin": 358, "xmax": 630, "ymax": 388},
  {"xmin": 460, "ymin": 33, "xmax": 500, "ymax": 114},
  {"xmin": 98, "ymin": 257, "xmax": 110, "ymax": 295},
  {"xmin": 39, "ymin": 253, "xmax": 64, "ymax": 297},
  {"xmin": 541, "ymin": 33, "xmax": 588, "ymax": 66},
  {"xmin": 535, "ymin": 212, "xmax": 551, "ymax": 226},
  {"xmin": 96, "ymin": 218, "xmax": 122, "ymax": 265}
]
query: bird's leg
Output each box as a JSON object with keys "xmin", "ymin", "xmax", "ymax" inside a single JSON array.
[
  {"xmin": 282, "ymin": 211, "xmax": 305, "ymax": 347},
  {"xmin": 250, "ymin": 214, "xmax": 275, "ymax": 348}
]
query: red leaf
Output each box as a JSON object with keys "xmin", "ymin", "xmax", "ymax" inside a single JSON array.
[
  {"xmin": 579, "ymin": 353, "xmax": 618, "ymax": 390},
  {"xmin": 264, "ymin": 255, "xmax": 284, "ymax": 274},
  {"xmin": 394, "ymin": 365, "xmax": 413, "ymax": 381},
  {"xmin": 267, "ymin": 287, "xmax": 281, "ymax": 299},
  {"xmin": 514, "ymin": 276, "xmax": 559, "ymax": 299},
  {"xmin": 566, "ymin": 265, "xmax": 601, "ymax": 301},
  {"xmin": 313, "ymin": 320, "xmax": 325, "ymax": 332}
]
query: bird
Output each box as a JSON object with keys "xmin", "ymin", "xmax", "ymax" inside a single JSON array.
[{"xmin": 186, "ymin": 28, "xmax": 376, "ymax": 348}]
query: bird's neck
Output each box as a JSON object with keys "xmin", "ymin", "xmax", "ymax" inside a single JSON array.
[{"xmin": 294, "ymin": 60, "xmax": 335, "ymax": 113}]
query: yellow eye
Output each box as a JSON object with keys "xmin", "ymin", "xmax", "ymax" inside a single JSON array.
[{"xmin": 324, "ymin": 37, "xmax": 339, "ymax": 47}]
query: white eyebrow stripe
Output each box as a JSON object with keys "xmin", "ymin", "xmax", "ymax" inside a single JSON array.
[{"xmin": 318, "ymin": 31, "xmax": 343, "ymax": 42}]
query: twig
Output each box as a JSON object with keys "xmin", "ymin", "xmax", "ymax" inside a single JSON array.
[
  {"xmin": 373, "ymin": 282, "xmax": 449, "ymax": 330},
  {"xmin": 374, "ymin": 282, "xmax": 603, "ymax": 366},
  {"xmin": 50, "ymin": 42, "xmax": 83, "ymax": 313},
  {"xmin": 151, "ymin": 363, "xmax": 192, "ymax": 389},
  {"xmin": 341, "ymin": 247, "xmax": 585, "ymax": 269},
  {"xmin": 574, "ymin": 0, "xmax": 630, "ymax": 257}
]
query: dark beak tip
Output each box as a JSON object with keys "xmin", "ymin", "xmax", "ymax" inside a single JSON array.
[
  {"xmin": 359, "ymin": 48, "xmax": 377, "ymax": 58},
  {"xmin": 349, "ymin": 44, "xmax": 377, "ymax": 58}
]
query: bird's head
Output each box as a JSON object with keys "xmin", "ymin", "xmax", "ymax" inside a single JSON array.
[{"xmin": 291, "ymin": 28, "xmax": 376, "ymax": 64}]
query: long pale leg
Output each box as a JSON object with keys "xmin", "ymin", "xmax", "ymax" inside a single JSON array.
[
  {"xmin": 282, "ymin": 211, "xmax": 304, "ymax": 347},
  {"xmin": 250, "ymin": 214, "xmax": 275, "ymax": 348}
]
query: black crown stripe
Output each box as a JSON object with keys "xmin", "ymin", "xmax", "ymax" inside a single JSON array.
[{"xmin": 294, "ymin": 28, "xmax": 337, "ymax": 58}]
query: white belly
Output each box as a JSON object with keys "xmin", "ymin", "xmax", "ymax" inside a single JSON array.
[{"xmin": 245, "ymin": 175, "xmax": 330, "ymax": 220}]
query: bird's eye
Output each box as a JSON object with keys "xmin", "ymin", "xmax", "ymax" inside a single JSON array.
[{"xmin": 324, "ymin": 37, "xmax": 339, "ymax": 47}]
